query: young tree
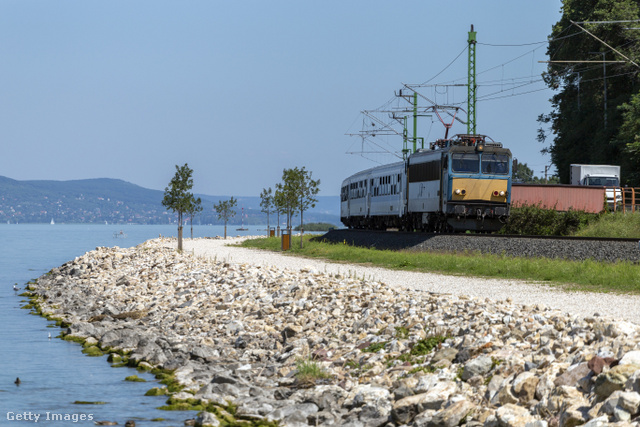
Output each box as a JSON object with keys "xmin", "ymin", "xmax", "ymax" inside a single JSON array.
[
  {"xmin": 214, "ymin": 197, "xmax": 237, "ymax": 239},
  {"xmin": 259, "ymin": 187, "xmax": 275, "ymax": 237},
  {"xmin": 274, "ymin": 167, "xmax": 321, "ymax": 248},
  {"xmin": 295, "ymin": 167, "xmax": 320, "ymax": 248},
  {"xmin": 187, "ymin": 194, "xmax": 203, "ymax": 239},
  {"xmin": 162, "ymin": 163, "xmax": 195, "ymax": 251}
]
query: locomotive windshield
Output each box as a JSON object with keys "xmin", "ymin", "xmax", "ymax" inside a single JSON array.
[
  {"xmin": 451, "ymin": 153, "xmax": 479, "ymax": 173},
  {"xmin": 586, "ymin": 177, "xmax": 620, "ymax": 186},
  {"xmin": 481, "ymin": 153, "xmax": 509, "ymax": 175}
]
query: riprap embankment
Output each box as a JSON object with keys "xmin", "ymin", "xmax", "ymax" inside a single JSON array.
[{"xmin": 28, "ymin": 238, "xmax": 640, "ymax": 426}]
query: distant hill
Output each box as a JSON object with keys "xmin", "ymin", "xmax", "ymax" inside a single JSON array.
[{"xmin": 0, "ymin": 176, "xmax": 340, "ymax": 225}]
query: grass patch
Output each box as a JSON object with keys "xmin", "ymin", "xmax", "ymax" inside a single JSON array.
[
  {"xmin": 574, "ymin": 211, "xmax": 640, "ymax": 238},
  {"xmin": 124, "ymin": 375, "xmax": 146, "ymax": 382},
  {"xmin": 240, "ymin": 236, "xmax": 640, "ymax": 294},
  {"xmin": 395, "ymin": 326, "xmax": 410, "ymax": 339},
  {"xmin": 295, "ymin": 358, "xmax": 331, "ymax": 384},
  {"xmin": 408, "ymin": 365, "xmax": 437, "ymax": 375},
  {"xmin": 361, "ymin": 341, "xmax": 387, "ymax": 353},
  {"xmin": 410, "ymin": 335, "xmax": 448, "ymax": 356}
]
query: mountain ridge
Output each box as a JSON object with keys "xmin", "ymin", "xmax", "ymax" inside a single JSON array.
[{"xmin": 0, "ymin": 176, "xmax": 340, "ymax": 225}]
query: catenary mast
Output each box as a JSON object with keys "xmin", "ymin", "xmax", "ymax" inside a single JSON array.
[{"xmin": 467, "ymin": 24, "xmax": 477, "ymax": 134}]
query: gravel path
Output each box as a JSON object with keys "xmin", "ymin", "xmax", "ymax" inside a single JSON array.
[{"xmin": 177, "ymin": 236, "xmax": 640, "ymax": 324}]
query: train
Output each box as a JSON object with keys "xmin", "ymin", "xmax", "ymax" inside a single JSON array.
[{"xmin": 340, "ymin": 134, "xmax": 512, "ymax": 232}]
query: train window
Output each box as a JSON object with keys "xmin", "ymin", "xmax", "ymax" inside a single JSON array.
[
  {"xmin": 408, "ymin": 160, "xmax": 439, "ymax": 182},
  {"xmin": 452, "ymin": 153, "xmax": 479, "ymax": 173},
  {"xmin": 481, "ymin": 153, "xmax": 509, "ymax": 175}
]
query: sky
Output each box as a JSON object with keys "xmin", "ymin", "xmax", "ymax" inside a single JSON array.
[{"xmin": 0, "ymin": 1, "xmax": 563, "ymax": 197}]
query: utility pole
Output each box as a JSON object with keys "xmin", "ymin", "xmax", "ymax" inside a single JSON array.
[
  {"xmin": 544, "ymin": 165, "xmax": 550, "ymax": 184},
  {"xmin": 467, "ymin": 24, "xmax": 477, "ymax": 135}
]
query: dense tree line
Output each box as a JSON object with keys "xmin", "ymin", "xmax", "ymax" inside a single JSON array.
[{"xmin": 540, "ymin": 0, "xmax": 640, "ymax": 186}]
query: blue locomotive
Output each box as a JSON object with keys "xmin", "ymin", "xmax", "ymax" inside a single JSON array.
[{"xmin": 340, "ymin": 134, "xmax": 512, "ymax": 232}]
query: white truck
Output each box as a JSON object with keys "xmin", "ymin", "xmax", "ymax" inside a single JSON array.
[{"xmin": 570, "ymin": 164, "xmax": 622, "ymax": 208}]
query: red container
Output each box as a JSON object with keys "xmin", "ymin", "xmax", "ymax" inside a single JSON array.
[{"xmin": 511, "ymin": 184, "xmax": 605, "ymax": 213}]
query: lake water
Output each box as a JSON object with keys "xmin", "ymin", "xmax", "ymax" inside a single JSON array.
[{"xmin": 0, "ymin": 224, "xmax": 263, "ymax": 427}]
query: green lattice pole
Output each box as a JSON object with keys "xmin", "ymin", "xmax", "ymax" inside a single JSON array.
[{"xmin": 467, "ymin": 25, "xmax": 477, "ymax": 135}]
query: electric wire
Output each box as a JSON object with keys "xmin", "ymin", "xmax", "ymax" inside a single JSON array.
[
  {"xmin": 347, "ymin": 22, "xmax": 635, "ymax": 163},
  {"xmin": 421, "ymin": 45, "xmax": 468, "ymax": 85}
]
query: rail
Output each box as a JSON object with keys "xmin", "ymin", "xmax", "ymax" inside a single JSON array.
[{"xmin": 609, "ymin": 187, "xmax": 640, "ymax": 213}]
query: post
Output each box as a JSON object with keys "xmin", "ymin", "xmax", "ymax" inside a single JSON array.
[{"xmin": 413, "ymin": 92, "xmax": 418, "ymax": 153}]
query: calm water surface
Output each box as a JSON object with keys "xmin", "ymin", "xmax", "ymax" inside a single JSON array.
[{"xmin": 0, "ymin": 224, "xmax": 260, "ymax": 426}]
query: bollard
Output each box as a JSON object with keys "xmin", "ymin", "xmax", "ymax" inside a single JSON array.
[{"xmin": 281, "ymin": 229, "xmax": 290, "ymax": 251}]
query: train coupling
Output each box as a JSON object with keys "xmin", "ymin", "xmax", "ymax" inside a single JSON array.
[{"xmin": 454, "ymin": 205, "xmax": 508, "ymax": 218}]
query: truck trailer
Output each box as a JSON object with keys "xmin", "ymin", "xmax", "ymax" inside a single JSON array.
[{"xmin": 570, "ymin": 164, "xmax": 621, "ymax": 208}]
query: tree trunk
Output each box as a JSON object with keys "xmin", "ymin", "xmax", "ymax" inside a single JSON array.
[
  {"xmin": 178, "ymin": 226, "xmax": 183, "ymax": 252},
  {"xmin": 300, "ymin": 210, "xmax": 304, "ymax": 249},
  {"xmin": 224, "ymin": 222, "xmax": 227, "ymax": 239}
]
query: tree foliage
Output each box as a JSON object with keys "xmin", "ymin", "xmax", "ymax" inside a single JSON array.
[
  {"xmin": 214, "ymin": 197, "xmax": 237, "ymax": 239},
  {"xmin": 541, "ymin": 0, "xmax": 640, "ymax": 185},
  {"xmin": 513, "ymin": 162, "xmax": 559, "ymax": 184},
  {"xmin": 274, "ymin": 169, "xmax": 300, "ymax": 231},
  {"xmin": 162, "ymin": 163, "xmax": 196, "ymax": 251}
]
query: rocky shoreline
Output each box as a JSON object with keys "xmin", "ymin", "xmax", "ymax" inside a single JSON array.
[{"xmin": 26, "ymin": 238, "xmax": 640, "ymax": 426}]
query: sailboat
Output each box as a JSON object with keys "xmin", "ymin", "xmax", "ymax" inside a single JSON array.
[
  {"xmin": 50, "ymin": 218, "xmax": 55, "ymax": 225},
  {"xmin": 236, "ymin": 207, "xmax": 248, "ymax": 231}
]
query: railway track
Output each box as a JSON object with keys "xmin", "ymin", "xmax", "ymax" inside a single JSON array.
[{"xmin": 318, "ymin": 229, "xmax": 640, "ymax": 263}]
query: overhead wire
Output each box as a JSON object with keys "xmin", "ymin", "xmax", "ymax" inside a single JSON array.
[
  {"xmin": 421, "ymin": 45, "xmax": 468, "ymax": 85},
  {"xmin": 348, "ymin": 23, "xmax": 635, "ymax": 162}
]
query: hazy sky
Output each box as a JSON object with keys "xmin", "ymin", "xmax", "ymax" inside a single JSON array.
[{"xmin": 1, "ymin": 1, "xmax": 562, "ymax": 196}]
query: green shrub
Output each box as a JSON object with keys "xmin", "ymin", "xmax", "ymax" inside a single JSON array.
[
  {"xmin": 501, "ymin": 205, "xmax": 598, "ymax": 236},
  {"xmin": 294, "ymin": 222, "xmax": 337, "ymax": 231}
]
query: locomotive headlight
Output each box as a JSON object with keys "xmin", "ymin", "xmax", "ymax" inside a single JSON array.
[
  {"xmin": 455, "ymin": 188, "xmax": 466, "ymax": 196},
  {"xmin": 499, "ymin": 191, "xmax": 506, "ymax": 197},
  {"xmin": 455, "ymin": 189, "xmax": 461, "ymax": 195}
]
